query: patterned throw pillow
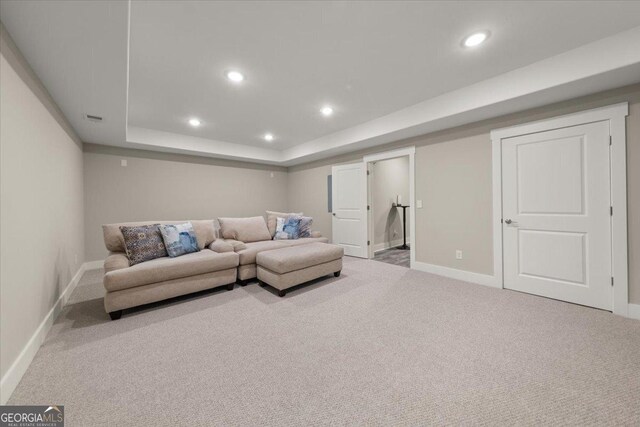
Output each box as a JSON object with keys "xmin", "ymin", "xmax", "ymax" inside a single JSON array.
[
  {"xmin": 266, "ymin": 211, "xmax": 303, "ymax": 237},
  {"xmin": 159, "ymin": 222, "xmax": 200, "ymax": 258},
  {"xmin": 274, "ymin": 216, "xmax": 301, "ymax": 240},
  {"xmin": 298, "ymin": 216, "xmax": 313, "ymax": 238},
  {"xmin": 120, "ymin": 224, "xmax": 168, "ymax": 265}
]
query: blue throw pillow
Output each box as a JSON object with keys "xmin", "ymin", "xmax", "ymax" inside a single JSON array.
[
  {"xmin": 274, "ymin": 216, "xmax": 301, "ymax": 240},
  {"xmin": 159, "ymin": 222, "xmax": 200, "ymax": 257}
]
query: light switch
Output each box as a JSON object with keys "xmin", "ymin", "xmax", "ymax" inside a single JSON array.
[
  {"xmin": 417, "ymin": 200, "xmax": 423, "ymax": 208},
  {"xmin": 121, "ymin": 159, "xmax": 127, "ymax": 167}
]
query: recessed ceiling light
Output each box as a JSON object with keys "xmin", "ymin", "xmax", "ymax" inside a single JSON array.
[
  {"xmin": 188, "ymin": 118, "xmax": 201, "ymax": 127},
  {"xmin": 226, "ymin": 70, "xmax": 244, "ymax": 83},
  {"xmin": 463, "ymin": 31, "xmax": 489, "ymax": 48},
  {"xmin": 264, "ymin": 133, "xmax": 274, "ymax": 142},
  {"xmin": 321, "ymin": 106, "xmax": 334, "ymax": 116}
]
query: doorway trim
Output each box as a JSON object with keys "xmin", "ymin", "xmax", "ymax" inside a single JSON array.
[
  {"xmin": 490, "ymin": 103, "xmax": 629, "ymax": 316},
  {"xmin": 363, "ymin": 146, "xmax": 416, "ymax": 268}
]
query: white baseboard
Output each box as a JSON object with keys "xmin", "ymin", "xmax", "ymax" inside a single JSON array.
[
  {"xmin": 412, "ymin": 261, "xmax": 501, "ymax": 288},
  {"xmin": 0, "ymin": 262, "xmax": 92, "ymax": 404},
  {"xmin": 412, "ymin": 262, "xmax": 640, "ymax": 320},
  {"xmin": 84, "ymin": 260, "xmax": 103, "ymax": 270},
  {"xmin": 373, "ymin": 239, "xmax": 405, "ymax": 253}
]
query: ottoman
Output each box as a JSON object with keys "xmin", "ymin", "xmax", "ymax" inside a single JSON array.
[{"xmin": 256, "ymin": 242, "xmax": 344, "ymax": 296}]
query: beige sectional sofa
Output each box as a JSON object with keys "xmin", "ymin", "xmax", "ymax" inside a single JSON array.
[{"xmin": 101, "ymin": 213, "xmax": 329, "ymax": 319}]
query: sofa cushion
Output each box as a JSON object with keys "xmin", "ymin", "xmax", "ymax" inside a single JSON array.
[
  {"xmin": 236, "ymin": 240, "xmax": 287, "ymax": 265},
  {"xmin": 104, "ymin": 250, "xmax": 239, "ymax": 292},
  {"xmin": 256, "ymin": 242, "xmax": 343, "ymax": 274},
  {"xmin": 120, "ymin": 224, "xmax": 168, "ymax": 265},
  {"xmin": 218, "ymin": 216, "xmax": 271, "ymax": 243},
  {"xmin": 208, "ymin": 240, "xmax": 234, "ymax": 253},
  {"xmin": 159, "ymin": 222, "xmax": 200, "ymax": 258},
  {"xmin": 223, "ymin": 239, "xmax": 248, "ymax": 252},
  {"xmin": 266, "ymin": 210, "xmax": 302, "ymax": 238},
  {"xmin": 104, "ymin": 220, "xmax": 216, "ymax": 252},
  {"xmin": 280, "ymin": 237, "xmax": 329, "ymax": 247}
]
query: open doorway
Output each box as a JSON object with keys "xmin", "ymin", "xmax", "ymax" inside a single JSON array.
[
  {"xmin": 330, "ymin": 147, "xmax": 415, "ymax": 266},
  {"xmin": 365, "ymin": 150, "xmax": 413, "ymax": 268}
]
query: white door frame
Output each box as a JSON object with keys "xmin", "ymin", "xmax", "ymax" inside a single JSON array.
[
  {"xmin": 490, "ymin": 103, "xmax": 629, "ymax": 316},
  {"xmin": 363, "ymin": 146, "xmax": 416, "ymax": 269}
]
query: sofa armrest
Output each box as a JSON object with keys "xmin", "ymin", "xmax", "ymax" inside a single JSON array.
[
  {"xmin": 208, "ymin": 240, "xmax": 234, "ymax": 253},
  {"xmin": 223, "ymin": 239, "xmax": 248, "ymax": 252},
  {"xmin": 310, "ymin": 231, "xmax": 322, "ymax": 238},
  {"xmin": 104, "ymin": 252, "xmax": 129, "ymax": 273}
]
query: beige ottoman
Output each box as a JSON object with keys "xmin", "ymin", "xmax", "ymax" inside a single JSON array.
[{"xmin": 256, "ymin": 242, "xmax": 344, "ymax": 296}]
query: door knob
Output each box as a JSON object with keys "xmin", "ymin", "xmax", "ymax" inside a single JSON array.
[
  {"xmin": 332, "ymin": 213, "xmax": 336, "ymax": 216},
  {"xmin": 505, "ymin": 219, "xmax": 512, "ymax": 224}
]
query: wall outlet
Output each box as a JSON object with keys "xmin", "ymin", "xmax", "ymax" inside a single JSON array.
[
  {"xmin": 417, "ymin": 200, "xmax": 423, "ymax": 208},
  {"xmin": 456, "ymin": 250, "xmax": 463, "ymax": 260},
  {"xmin": 121, "ymin": 159, "xmax": 127, "ymax": 167}
]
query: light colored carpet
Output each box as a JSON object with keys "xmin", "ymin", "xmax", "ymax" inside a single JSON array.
[{"xmin": 8, "ymin": 257, "xmax": 640, "ymax": 426}]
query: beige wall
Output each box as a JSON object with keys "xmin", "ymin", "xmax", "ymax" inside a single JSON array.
[
  {"xmin": 288, "ymin": 164, "xmax": 333, "ymax": 240},
  {"xmin": 415, "ymin": 135, "xmax": 492, "ymax": 274},
  {"xmin": 83, "ymin": 145, "xmax": 288, "ymax": 261},
  {"xmin": 370, "ymin": 157, "xmax": 410, "ymax": 250},
  {"xmin": 0, "ymin": 52, "xmax": 85, "ymax": 382},
  {"xmin": 288, "ymin": 83, "xmax": 640, "ymax": 303}
]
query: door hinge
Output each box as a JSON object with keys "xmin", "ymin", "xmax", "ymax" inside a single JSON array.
[
  {"xmin": 610, "ymin": 206, "xmax": 613, "ymax": 216},
  {"xmin": 611, "ymin": 277, "xmax": 614, "ymax": 287},
  {"xmin": 367, "ymin": 205, "xmax": 370, "ymax": 211},
  {"xmin": 367, "ymin": 240, "xmax": 370, "ymax": 246},
  {"xmin": 367, "ymin": 170, "xmax": 370, "ymax": 175},
  {"xmin": 609, "ymin": 135, "xmax": 612, "ymax": 146}
]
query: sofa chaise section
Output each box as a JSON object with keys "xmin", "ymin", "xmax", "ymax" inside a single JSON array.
[
  {"xmin": 234, "ymin": 237, "xmax": 329, "ymax": 284},
  {"xmin": 217, "ymin": 215, "xmax": 329, "ymax": 285}
]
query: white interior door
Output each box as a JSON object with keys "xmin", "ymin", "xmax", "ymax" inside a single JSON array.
[
  {"xmin": 502, "ymin": 121, "xmax": 612, "ymax": 310},
  {"xmin": 332, "ymin": 163, "xmax": 368, "ymax": 258}
]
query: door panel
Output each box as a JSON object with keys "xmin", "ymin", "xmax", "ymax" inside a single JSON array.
[
  {"xmin": 516, "ymin": 136, "xmax": 584, "ymax": 214},
  {"xmin": 502, "ymin": 121, "xmax": 611, "ymax": 310},
  {"xmin": 518, "ymin": 230, "xmax": 586, "ymax": 285},
  {"xmin": 332, "ymin": 163, "xmax": 368, "ymax": 258}
]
